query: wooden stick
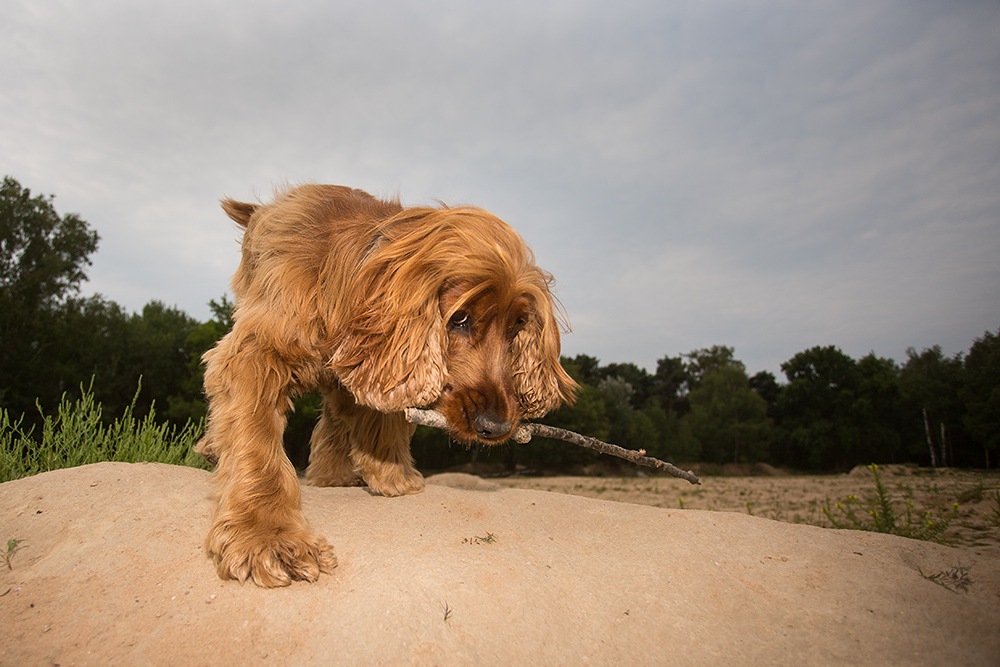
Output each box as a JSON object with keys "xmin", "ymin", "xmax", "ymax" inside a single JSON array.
[{"xmin": 404, "ymin": 408, "xmax": 700, "ymax": 485}]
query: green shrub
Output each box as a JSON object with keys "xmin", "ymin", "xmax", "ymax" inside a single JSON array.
[
  {"xmin": 1, "ymin": 381, "xmax": 208, "ymax": 482},
  {"xmin": 822, "ymin": 463, "xmax": 959, "ymax": 543},
  {"xmin": 989, "ymin": 488, "xmax": 1000, "ymax": 529}
]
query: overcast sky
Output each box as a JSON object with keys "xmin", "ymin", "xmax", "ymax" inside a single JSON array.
[{"xmin": 3, "ymin": 1, "xmax": 998, "ymax": 379}]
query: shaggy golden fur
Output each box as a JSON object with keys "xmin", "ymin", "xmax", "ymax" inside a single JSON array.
[{"xmin": 195, "ymin": 184, "xmax": 577, "ymax": 587}]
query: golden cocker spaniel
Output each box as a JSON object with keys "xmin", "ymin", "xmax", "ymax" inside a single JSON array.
[{"xmin": 195, "ymin": 184, "xmax": 578, "ymax": 586}]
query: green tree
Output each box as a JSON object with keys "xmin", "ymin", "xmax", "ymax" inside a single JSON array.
[
  {"xmin": 899, "ymin": 346, "xmax": 966, "ymax": 467},
  {"xmin": 853, "ymin": 353, "xmax": 903, "ymax": 464},
  {"xmin": 164, "ymin": 295, "xmax": 235, "ymax": 424},
  {"xmin": 526, "ymin": 382, "xmax": 611, "ymax": 469},
  {"xmin": 749, "ymin": 371, "xmax": 781, "ymax": 420},
  {"xmin": 776, "ymin": 346, "xmax": 860, "ymax": 470},
  {"xmin": 54, "ymin": 295, "xmax": 131, "ymax": 409},
  {"xmin": 651, "ymin": 355, "xmax": 689, "ymax": 415},
  {"xmin": 122, "ymin": 301, "xmax": 200, "ymax": 419},
  {"xmin": 39, "ymin": 298, "xmax": 201, "ymax": 426},
  {"xmin": 597, "ymin": 375, "xmax": 636, "ymax": 444},
  {"xmin": 598, "ymin": 363, "xmax": 653, "ymax": 408},
  {"xmin": 562, "ymin": 354, "xmax": 601, "ymax": 386},
  {"xmin": 641, "ymin": 401, "xmax": 699, "ymax": 461},
  {"xmin": 686, "ymin": 365, "xmax": 771, "ymax": 464},
  {"xmin": 0, "ymin": 176, "xmax": 99, "ymax": 417},
  {"xmin": 684, "ymin": 345, "xmax": 742, "ymax": 391},
  {"xmin": 962, "ymin": 330, "xmax": 1000, "ymax": 467}
]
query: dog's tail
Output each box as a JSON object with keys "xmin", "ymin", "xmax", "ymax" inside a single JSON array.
[{"xmin": 221, "ymin": 199, "xmax": 256, "ymax": 228}]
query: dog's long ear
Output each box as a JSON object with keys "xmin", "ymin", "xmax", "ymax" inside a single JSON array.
[
  {"xmin": 328, "ymin": 236, "xmax": 447, "ymax": 412},
  {"xmin": 512, "ymin": 295, "xmax": 579, "ymax": 418}
]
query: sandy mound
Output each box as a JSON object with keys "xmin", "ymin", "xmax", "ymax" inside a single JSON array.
[{"xmin": 2, "ymin": 463, "xmax": 998, "ymax": 666}]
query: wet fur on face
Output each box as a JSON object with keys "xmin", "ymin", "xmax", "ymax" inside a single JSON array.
[{"xmin": 194, "ymin": 184, "xmax": 577, "ymax": 586}]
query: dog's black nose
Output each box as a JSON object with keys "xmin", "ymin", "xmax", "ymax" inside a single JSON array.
[{"xmin": 473, "ymin": 413, "xmax": 513, "ymax": 440}]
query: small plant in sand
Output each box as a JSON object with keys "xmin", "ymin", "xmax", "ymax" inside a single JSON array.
[
  {"xmin": 3, "ymin": 538, "xmax": 23, "ymax": 570},
  {"xmin": 956, "ymin": 478, "xmax": 986, "ymax": 504},
  {"xmin": 822, "ymin": 464, "xmax": 959, "ymax": 543},
  {"xmin": 918, "ymin": 564, "xmax": 972, "ymax": 593},
  {"xmin": 989, "ymin": 488, "xmax": 1000, "ymax": 529}
]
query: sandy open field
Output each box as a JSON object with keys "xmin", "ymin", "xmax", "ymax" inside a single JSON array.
[{"xmin": 491, "ymin": 464, "xmax": 1000, "ymax": 559}]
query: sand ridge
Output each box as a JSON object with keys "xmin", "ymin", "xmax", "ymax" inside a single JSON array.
[{"xmin": 1, "ymin": 462, "xmax": 998, "ymax": 665}]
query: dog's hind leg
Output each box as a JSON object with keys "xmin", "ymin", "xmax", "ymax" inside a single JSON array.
[
  {"xmin": 350, "ymin": 406, "xmax": 424, "ymax": 497},
  {"xmin": 306, "ymin": 384, "xmax": 424, "ymax": 497},
  {"xmin": 305, "ymin": 385, "xmax": 365, "ymax": 488}
]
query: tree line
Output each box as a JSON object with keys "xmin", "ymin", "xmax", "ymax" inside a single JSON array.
[
  {"xmin": 2, "ymin": 176, "xmax": 998, "ymax": 473},
  {"xmin": 535, "ymin": 339, "xmax": 999, "ymax": 472}
]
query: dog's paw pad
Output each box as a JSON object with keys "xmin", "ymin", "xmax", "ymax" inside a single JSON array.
[{"xmin": 213, "ymin": 531, "xmax": 337, "ymax": 588}]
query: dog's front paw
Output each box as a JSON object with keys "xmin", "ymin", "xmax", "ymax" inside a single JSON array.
[{"xmin": 207, "ymin": 521, "xmax": 337, "ymax": 588}]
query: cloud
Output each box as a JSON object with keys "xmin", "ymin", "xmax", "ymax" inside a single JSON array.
[{"xmin": 2, "ymin": 0, "xmax": 997, "ymax": 378}]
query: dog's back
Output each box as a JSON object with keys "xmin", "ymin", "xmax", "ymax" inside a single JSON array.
[
  {"xmin": 222, "ymin": 184, "xmax": 400, "ymax": 230},
  {"xmin": 224, "ymin": 185, "xmax": 403, "ymax": 313}
]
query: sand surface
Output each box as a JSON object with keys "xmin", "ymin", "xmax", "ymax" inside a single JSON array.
[
  {"xmin": 2, "ymin": 462, "xmax": 998, "ymax": 666},
  {"xmin": 491, "ymin": 464, "xmax": 1000, "ymax": 559}
]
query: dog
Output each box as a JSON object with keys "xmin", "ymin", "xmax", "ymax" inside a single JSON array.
[{"xmin": 194, "ymin": 184, "xmax": 578, "ymax": 586}]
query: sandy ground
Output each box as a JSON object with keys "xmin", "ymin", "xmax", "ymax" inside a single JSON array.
[
  {"xmin": 491, "ymin": 464, "xmax": 1000, "ymax": 560},
  {"xmin": 1, "ymin": 462, "xmax": 998, "ymax": 666}
]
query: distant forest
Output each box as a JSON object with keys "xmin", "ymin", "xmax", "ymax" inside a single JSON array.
[{"xmin": 3, "ymin": 176, "xmax": 998, "ymax": 473}]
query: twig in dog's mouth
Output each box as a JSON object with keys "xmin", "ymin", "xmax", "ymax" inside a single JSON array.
[{"xmin": 404, "ymin": 408, "xmax": 700, "ymax": 485}]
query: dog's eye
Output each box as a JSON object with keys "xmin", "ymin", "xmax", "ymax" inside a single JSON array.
[{"xmin": 449, "ymin": 311, "xmax": 471, "ymax": 333}]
